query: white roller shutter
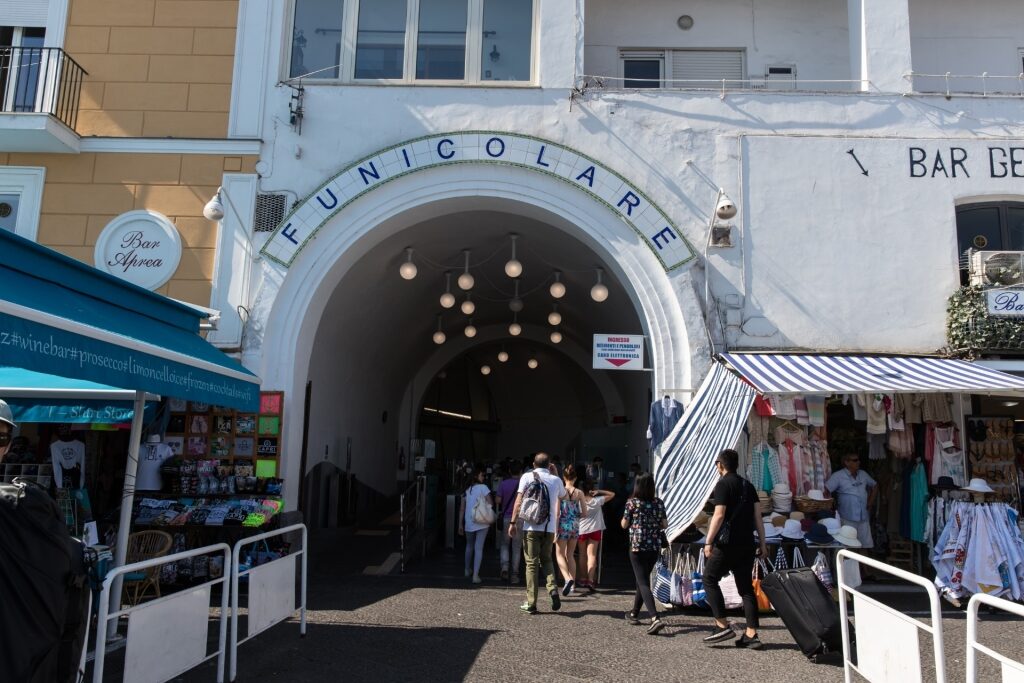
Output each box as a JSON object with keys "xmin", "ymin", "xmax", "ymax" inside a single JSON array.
[
  {"xmin": 669, "ymin": 49, "xmax": 744, "ymax": 88},
  {"xmin": 0, "ymin": 0, "xmax": 48, "ymax": 27}
]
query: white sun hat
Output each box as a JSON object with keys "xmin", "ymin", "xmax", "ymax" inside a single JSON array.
[
  {"xmin": 760, "ymin": 524, "xmax": 783, "ymax": 538},
  {"xmin": 833, "ymin": 525, "xmax": 863, "ymax": 547},
  {"xmin": 781, "ymin": 519, "xmax": 805, "ymax": 540},
  {"xmin": 961, "ymin": 478, "xmax": 994, "ymax": 494},
  {"xmin": 806, "ymin": 489, "xmax": 827, "ymax": 501},
  {"xmin": 821, "ymin": 517, "xmax": 842, "ymax": 534}
]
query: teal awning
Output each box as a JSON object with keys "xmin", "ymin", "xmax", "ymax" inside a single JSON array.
[
  {"xmin": 0, "ymin": 230, "xmax": 259, "ymax": 410},
  {"xmin": 0, "ymin": 366, "xmax": 158, "ymax": 423}
]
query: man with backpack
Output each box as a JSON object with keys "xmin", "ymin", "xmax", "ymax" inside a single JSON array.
[{"xmin": 507, "ymin": 452, "xmax": 566, "ymax": 614}]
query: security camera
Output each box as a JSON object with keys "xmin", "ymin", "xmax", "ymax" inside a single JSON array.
[{"xmin": 715, "ymin": 194, "xmax": 737, "ymax": 220}]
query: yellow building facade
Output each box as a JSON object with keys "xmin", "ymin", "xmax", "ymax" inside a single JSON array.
[{"xmin": 0, "ymin": 0, "xmax": 258, "ymax": 347}]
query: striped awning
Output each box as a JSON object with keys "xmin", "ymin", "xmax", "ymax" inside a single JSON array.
[
  {"xmin": 655, "ymin": 363, "xmax": 757, "ymax": 542},
  {"xmin": 720, "ymin": 353, "xmax": 1024, "ymax": 397}
]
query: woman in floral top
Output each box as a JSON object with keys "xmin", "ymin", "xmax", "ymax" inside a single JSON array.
[{"xmin": 621, "ymin": 472, "xmax": 668, "ymax": 634}]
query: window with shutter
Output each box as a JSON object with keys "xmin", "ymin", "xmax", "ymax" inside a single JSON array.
[{"xmin": 668, "ymin": 49, "xmax": 745, "ymax": 88}]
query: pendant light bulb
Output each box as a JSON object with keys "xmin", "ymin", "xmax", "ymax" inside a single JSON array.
[
  {"xmin": 461, "ymin": 294, "xmax": 475, "ymax": 316},
  {"xmin": 464, "ymin": 321, "xmax": 477, "ymax": 338},
  {"xmin": 509, "ymin": 313, "xmax": 521, "ymax": 336},
  {"xmin": 528, "ymin": 358, "xmax": 539, "ymax": 369},
  {"xmin": 439, "ymin": 272, "xmax": 455, "ymax": 308},
  {"xmin": 498, "ymin": 350, "xmax": 509, "ymax": 363},
  {"xmin": 549, "ymin": 271, "xmax": 566, "ymax": 299},
  {"xmin": 458, "ymin": 250, "xmax": 474, "ymax": 290},
  {"xmin": 432, "ymin": 315, "xmax": 446, "ymax": 344},
  {"xmin": 547, "ymin": 305, "xmax": 561, "ymax": 326},
  {"xmin": 504, "ymin": 234, "xmax": 522, "ymax": 278},
  {"xmin": 590, "ymin": 269, "xmax": 609, "ymax": 303},
  {"xmin": 399, "ymin": 248, "xmax": 417, "ymax": 280},
  {"xmin": 480, "ymin": 365, "xmax": 491, "ymax": 376},
  {"xmin": 550, "ymin": 330, "xmax": 562, "ymax": 344}
]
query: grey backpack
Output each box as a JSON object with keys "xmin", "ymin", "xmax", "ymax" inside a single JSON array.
[{"xmin": 519, "ymin": 472, "xmax": 550, "ymax": 525}]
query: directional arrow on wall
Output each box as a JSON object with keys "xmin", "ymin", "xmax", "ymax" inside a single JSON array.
[{"xmin": 847, "ymin": 149, "xmax": 869, "ymax": 176}]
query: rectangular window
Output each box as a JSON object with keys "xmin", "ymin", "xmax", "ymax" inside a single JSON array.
[
  {"xmin": 480, "ymin": 0, "xmax": 532, "ymax": 82},
  {"xmin": 355, "ymin": 0, "xmax": 408, "ymax": 80},
  {"xmin": 290, "ymin": 0, "xmax": 344, "ymax": 79},
  {"xmin": 623, "ymin": 59, "xmax": 662, "ymax": 88},
  {"xmin": 416, "ymin": 0, "xmax": 466, "ymax": 80},
  {"xmin": 0, "ymin": 25, "xmax": 46, "ymax": 112},
  {"xmin": 669, "ymin": 49, "xmax": 745, "ymax": 88}
]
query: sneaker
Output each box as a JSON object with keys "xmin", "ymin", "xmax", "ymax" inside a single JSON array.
[
  {"xmin": 500, "ymin": 569, "xmax": 509, "ymax": 581},
  {"xmin": 583, "ymin": 583, "xmax": 597, "ymax": 595},
  {"xmin": 561, "ymin": 580, "xmax": 574, "ymax": 597},
  {"xmin": 625, "ymin": 611, "xmax": 641, "ymax": 625},
  {"xmin": 510, "ymin": 573, "xmax": 520, "ymax": 584},
  {"xmin": 519, "ymin": 603, "xmax": 537, "ymax": 615},
  {"xmin": 703, "ymin": 626, "xmax": 736, "ymax": 644},
  {"xmin": 550, "ymin": 589, "xmax": 561, "ymax": 611},
  {"xmin": 735, "ymin": 634, "xmax": 764, "ymax": 650},
  {"xmin": 464, "ymin": 569, "xmax": 471, "ymax": 578},
  {"xmin": 646, "ymin": 618, "xmax": 666, "ymax": 635},
  {"xmin": 472, "ymin": 575, "xmax": 482, "ymax": 584}
]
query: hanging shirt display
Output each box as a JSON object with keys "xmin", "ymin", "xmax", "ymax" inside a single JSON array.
[
  {"xmin": 928, "ymin": 424, "xmax": 965, "ymax": 486},
  {"xmin": 746, "ymin": 442, "xmax": 783, "ymax": 493},
  {"xmin": 136, "ymin": 439, "xmax": 175, "ymax": 491},
  {"xmin": 908, "ymin": 461, "xmax": 928, "ymax": 542},
  {"xmin": 933, "ymin": 502, "xmax": 1024, "ymax": 602},
  {"xmin": 50, "ymin": 439, "xmax": 85, "ymax": 489},
  {"xmin": 915, "ymin": 393, "xmax": 953, "ymax": 424},
  {"xmin": 858, "ymin": 394, "xmax": 888, "ymax": 435},
  {"xmin": 804, "ymin": 395, "xmax": 826, "ymax": 427},
  {"xmin": 648, "ymin": 397, "xmax": 683, "ymax": 451}
]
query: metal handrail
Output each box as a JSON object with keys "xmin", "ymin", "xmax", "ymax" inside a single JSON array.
[
  {"xmin": 836, "ymin": 550, "xmax": 947, "ymax": 683},
  {"xmin": 905, "ymin": 71, "xmax": 1024, "ymax": 97},
  {"xmin": 966, "ymin": 593, "xmax": 1024, "ymax": 683},
  {"xmin": 0, "ymin": 46, "xmax": 88, "ymax": 129},
  {"xmin": 578, "ymin": 74, "xmax": 873, "ymax": 95}
]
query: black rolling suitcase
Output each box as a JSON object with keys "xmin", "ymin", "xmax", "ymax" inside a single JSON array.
[{"xmin": 761, "ymin": 566, "xmax": 851, "ymax": 661}]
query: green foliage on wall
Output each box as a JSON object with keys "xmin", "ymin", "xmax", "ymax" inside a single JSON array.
[{"xmin": 946, "ymin": 286, "xmax": 1024, "ymax": 357}]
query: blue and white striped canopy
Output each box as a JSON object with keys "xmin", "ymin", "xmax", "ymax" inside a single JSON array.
[
  {"xmin": 720, "ymin": 353, "xmax": 1024, "ymax": 397},
  {"xmin": 655, "ymin": 363, "xmax": 757, "ymax": 542}
]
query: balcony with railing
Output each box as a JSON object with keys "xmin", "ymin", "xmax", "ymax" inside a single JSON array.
[{"xmin": 0, "ymin": 46, "xmax": 87, "ymax": 153}]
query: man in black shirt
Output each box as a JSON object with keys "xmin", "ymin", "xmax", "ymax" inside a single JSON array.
[{"xmin": 701, "ymin": 449, "xmax": 768, "ymax": 649}]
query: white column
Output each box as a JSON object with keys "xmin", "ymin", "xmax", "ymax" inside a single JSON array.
[
  {"xmin": 848, "ymin": 0, "xmax": 913, "ymax": 93},
  {"xmin": 207, "ymin": 173, "xmax": 258, "ymax": 348}
]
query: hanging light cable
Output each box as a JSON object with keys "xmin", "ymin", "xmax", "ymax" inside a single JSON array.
[
  {"xmin": 509, "ymin": 279, "xmax": 523, "ymax": 312},
  {"xmin": 590, "ymin": 268, "xmax": 609, "ymax": 302},
  {"xmin": 432, "ymin": 315, "xmax": 446, "ymax": 345},
  {"xmin": 399, "ymin": 247, "xmax": 417, "ymax": 280},
  {"xmin": 509, "ymin": 312, "xmax": 521, "ymax": 336},
  {"xmin": 504, "ymin": 233, "xmax": 523, "ymax": 278},
  {"xmin": 549, "ymin": 271, "xmax": 566, "ymax": 299},
  {"xmin": 439, "ymin": 271, "xmax": 455, "ymax": 309},
  {"xmin": 547, "ymin": 303, "xmax": 561, "ymax": 326},
  {"xmin": 457, "ymin": 250, "xmax": 474, "ymax": 290}
]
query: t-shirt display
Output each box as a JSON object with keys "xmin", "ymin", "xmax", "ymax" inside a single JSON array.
[
  {"xmin": 136, "ymin": 440, "xmax": 175, "ymax": 491},
  {"xmin": 50, "ymin": 439, "xmax": 85, "ymax": 489}
]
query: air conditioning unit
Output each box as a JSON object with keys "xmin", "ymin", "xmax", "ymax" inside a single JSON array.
[{"xmin": 969, "ymin": 251, "xmax": 1024, "ymax": 286}]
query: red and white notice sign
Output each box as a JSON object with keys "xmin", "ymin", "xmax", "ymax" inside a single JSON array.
[{"xmin": 592, "ymin": 334, "xmax": 644, "ymax": 371}]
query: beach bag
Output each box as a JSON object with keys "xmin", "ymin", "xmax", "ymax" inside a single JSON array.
[
  {"xmin": 691, "ymin": 552, "xmax": 708, "ymax": 607},
  {"xmin": 721, "ymin": 572, "xmax": 744, "ymax": 609},
  {"xmin": 519, "ymin": 472, "xmax": 550, "ymax": 525},
  {"xmin": 671, "ymin": 553, "xmax": 694, "ymax": 606},
  {"xmin": 812, "ymin": 552, "xmax": 834, "ymax": 595},
  {"xmin": 651, "ymin": 550, "xmax": 674, "ymax": 605},
  {"xmin": 471, "ymin": 488, "xmax": 496, "ymax": 525},
  {"xmin": 774, "ymin": 545, "xmax": 789, "ymax": 571},
  {"xmin": 753, "ymin": 557, "xmax": 773, "ymax": 611}
]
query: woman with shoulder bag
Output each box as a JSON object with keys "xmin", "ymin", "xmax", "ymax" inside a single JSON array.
[{"xmin": 459, "ymin": 464, "xmax": 494, "ymax": 584}]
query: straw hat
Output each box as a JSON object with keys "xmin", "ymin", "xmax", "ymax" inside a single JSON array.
[
  {"xmin": 806, "ymin": 489, "xmax": 827, "ymax": 501},
  {"xmin": 781, "ymin": 519, "xmax": 805, "ymax": 540},
  {"xmin": 693, "ymin": 511, "xmax": 710, "ymax": 533},
  {"xmin": 789, "ymin": 511, "xmax": 805, "ymax": 521},
  {"xmin": 961, "ymin": 478, "xmax": 994, "ymax": 494},
  {"xmin": 770, "ymin": 514, "xmax": 787, "ymax": 528},
  {"xmin": 833, "ymin": 525, "xmax": 863, "ymax": 547},
  {"xmin": 772, "ymin": 483, "xmax": 791, "ymax": 494}
]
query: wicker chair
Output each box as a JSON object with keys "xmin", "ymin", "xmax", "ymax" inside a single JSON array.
[{"xmin": 122, "ymin": 530, "xmax": 173, "ymax": 606}]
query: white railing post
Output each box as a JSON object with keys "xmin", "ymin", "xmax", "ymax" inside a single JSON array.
[{"xmin": 966, "ymin": 593, "xmax": 1024, "ymax": 683}]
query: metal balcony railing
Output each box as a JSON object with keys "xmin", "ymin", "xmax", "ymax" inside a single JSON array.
[{"xmin": 0, "ymin": 46, "xmax": 87, "ymax": 130}]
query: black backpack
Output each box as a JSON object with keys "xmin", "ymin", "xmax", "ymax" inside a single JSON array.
[{"xmin": 0, "ymin": 480, "xmax": 90, "ymax": 683}]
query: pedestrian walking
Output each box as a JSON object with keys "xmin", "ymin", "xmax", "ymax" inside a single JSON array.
[
  {"xmin": 555, "ymin": 464, "xmax": 586, "ymax": 596},
  {"xmin": 459, "ymin": 464, "xmax": 494, "ymax": 584},
  {"xmin": 577, "ymin": 479, "xmax": 615, "ymax": 593},
  {"xmin": 496, "ymin": 461, "xmax": 524, "ymax": 582},
  {"xmin": 701, "ymin": 449, "xmax": 768, "ymax": 649},
  {"xmin": 508, "ymin": 452, "xmax": 566, "ymax": 614},
  {"xmin": 621, "ymin": 472, "xmax": 667, "ymax": 634}
]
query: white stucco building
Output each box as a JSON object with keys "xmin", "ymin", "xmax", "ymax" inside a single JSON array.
[{"xmin": 208, "ymin": 0, "xmax": 1024, "ymax": 518}]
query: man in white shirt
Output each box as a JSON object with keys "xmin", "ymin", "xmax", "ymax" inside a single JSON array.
[{"xmin": 508, "ymin": 452, "xmax": 566, "ymax": 614}]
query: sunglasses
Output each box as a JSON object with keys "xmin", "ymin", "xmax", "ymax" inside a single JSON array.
[{"xmin": 0, "ymin": 433, "xmax": 11, "ymax": 445}]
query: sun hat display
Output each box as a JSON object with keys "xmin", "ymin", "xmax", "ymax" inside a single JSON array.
[
  {"xmin": 961, "ymin": 478, "xmax": 995, "ymax": 494},
  {"xmin": 933, "ymin": 476, "xmax": 959, "ymax": 491},
  {"xmin": 833, "ymin": 525, "xmax": 863, "ymax": 547},
  {"xmin": 760, "ymin": 524, "xmax": 782, "ymax": 538},
  {"xmin": 0, "ymin": 399, "xmax": 15, "ymax": 429},
  {"xmin": 805, "ymin": 523, "xmax": 835, "ymax": 545},
  {"xmin": 781, "ymin": 519, "xmax": 805, "ymax": 540},
  {"xmin": 806, "ymin": 489, "xmax": 827, "ymax": 501},
  {"xmin": 821, "ymin": 517, "xmax": 842, "ymax": 534},
  {"xmin": 773, "ymin": 483, "xmax": 791, "ymax": 493},
  {"xmin": 770, "ymin": 514, "xmax": 787, "ymax": 528},
  {"xmin": 789, "ymin": 511, "xmax": 805, "ymax": 521}
]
